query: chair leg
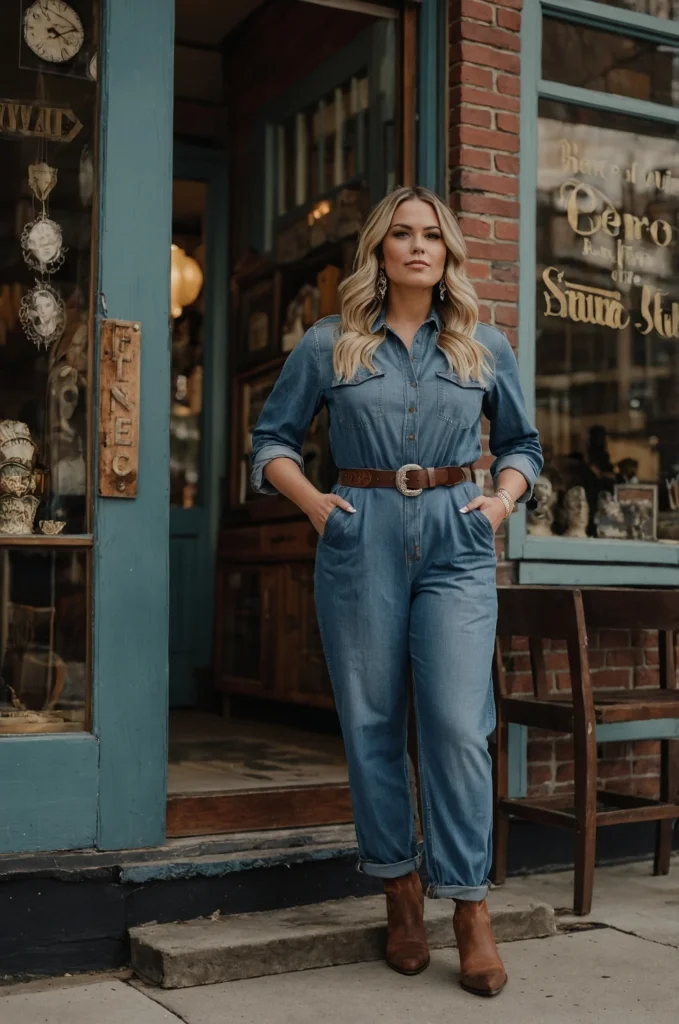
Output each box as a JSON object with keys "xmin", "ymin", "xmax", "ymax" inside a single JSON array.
[
  {"xmin": 573, "ymin": 719, "xmax": 597, "ymax": 916},
  {"xmin": 654, "ymin": 738, "xmax": 678, "ymax": 876},
  {"xmin": 573, "ymin": 826, "xmax": 596, "ymax": 916}
]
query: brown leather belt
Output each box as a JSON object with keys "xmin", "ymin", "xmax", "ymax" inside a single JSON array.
[{"xmin": 338, "ymin": 464, "xmax": 473, "ymax": 497}]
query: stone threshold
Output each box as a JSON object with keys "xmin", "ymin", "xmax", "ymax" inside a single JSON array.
[{"xmin": 130, "ymin": 891, "xmax": 556, "ymax": 989}]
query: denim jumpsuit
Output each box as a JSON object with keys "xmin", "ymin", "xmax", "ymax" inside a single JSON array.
[{"xmin": 251, "ymin": 308, "xmax": 543, "ymax": 900}]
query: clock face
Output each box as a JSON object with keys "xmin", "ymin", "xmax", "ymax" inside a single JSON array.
[{"xmin": 24, "ymin": 1, "xmax": 85, "ymax": 64}]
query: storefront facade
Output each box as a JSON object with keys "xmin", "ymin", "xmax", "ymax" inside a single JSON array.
[{"xmin": 0, "ymin": 0, "xmax": 676, "ymax": 888}]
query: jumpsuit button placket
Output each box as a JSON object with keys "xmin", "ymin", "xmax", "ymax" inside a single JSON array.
[{"xmin": 405, "ymin": 334, "xmax": 421, "ymax": 564}]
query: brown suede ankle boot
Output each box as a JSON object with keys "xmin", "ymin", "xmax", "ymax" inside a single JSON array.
[
  {"xmin": 453, "ymin": 898, "xmax": 507, "ymax": 997},
  {"xmin": 383, "ymin": 869, "xmax": 430, "ymax": 976}
]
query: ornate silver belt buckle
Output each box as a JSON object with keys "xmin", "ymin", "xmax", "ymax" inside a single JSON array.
[{"xmin": 395, "ymin": 463, "xmax": 423, "ymax": 497}]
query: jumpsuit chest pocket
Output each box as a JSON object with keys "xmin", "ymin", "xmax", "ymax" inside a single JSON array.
[
  {"xmin": 435, "ymin": 370, "xmax": 487, "ymax": 428},
  {"xmin": 330, "ymin": 367, "xmax": 385, "ymax": 430}
]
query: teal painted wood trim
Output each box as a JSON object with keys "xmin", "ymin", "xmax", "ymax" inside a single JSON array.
[
  {"xmin": 542, "ymin": 0, "xmax": 679, "ymax": 42},
  {"xmin": 518, "ymin": 560, "xmax": 679, "ymax": 586},
  {"xmin": 522, "ymin": 537, "xmax": 679, "ymax": 566},
  {"xmin": 539, "ymin": 79, "xmax": 679, "ymax": 125},
  {"xmin": 597, "ymin": 719, "xmax": 679, "ymax": 742},
  {"xmin": 508, "ymin": 723, "xmax": 528, "ymax": 799},
  {"xmin": 0, "ymin": 736, "xmax": 98, "ymax": 854},
  {"xmin": 507, "ymin": 0, "xmax": 541, "ymax": 566},
  {"xmin": 417, "ymin": 0, "xmax": 445, "ymax": 194},
  {"xmin": 94, "ymin": 0, "xmax": 174, "ymax": 850}
]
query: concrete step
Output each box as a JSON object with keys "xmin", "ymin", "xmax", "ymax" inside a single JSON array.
[{"xmin": 130, "ymin": 890, "xmax": 556, "ymax": 989}]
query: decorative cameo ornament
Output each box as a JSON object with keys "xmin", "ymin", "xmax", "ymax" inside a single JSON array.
[
  {"xmin": 28, "ymin": 163, "xmax": 58, "ymax": 202},
  {"xmin": 21, "ymin": 214, "xmax": 66, "ymax": 273},
  {"xmin": 20, "ymin": 283, "xmax": 65, "ymax": 350}
]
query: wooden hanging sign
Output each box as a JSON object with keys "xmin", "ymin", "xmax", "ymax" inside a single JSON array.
[
  {"xmin": 0, "ymin": 100, "xmax": 83, "ymax": 143},
  {"xmin": 99, "ymin": 319, "xmax": 141, "ymax": 499}
]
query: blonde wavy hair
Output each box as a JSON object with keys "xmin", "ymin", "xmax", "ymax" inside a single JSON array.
[{"xmin": 333, "ymin": 186, "xmax": 488, "ymax": 383}]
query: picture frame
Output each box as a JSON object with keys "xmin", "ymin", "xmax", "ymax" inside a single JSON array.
[
  {"xmin": 614, "ymin": 483, "xmax": 658, "ymax": 542},
  {"xmin": 236, "ymin": 270, "xmax": 281, "ymax": 364}
]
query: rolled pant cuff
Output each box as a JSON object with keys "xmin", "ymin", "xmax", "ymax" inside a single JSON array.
[
  {"xmin": 357, "ymin": 854, "xmax": 422, "ymax": 879},
  {"xmin": 426, "ymin": 881, "xmax": 489, "ymax": 900}
]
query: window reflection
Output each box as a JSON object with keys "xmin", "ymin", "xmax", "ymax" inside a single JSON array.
[
  {"xmin": 534, "ymin": 101, "xmax": 679, "ymax": 543},
  {"xmin": 596, "ymin": 1, "xmax": 679, "ymax": 17},
  {"xmin": 543, "ymin": 17, "xmax": 679, "ymax": 107}
]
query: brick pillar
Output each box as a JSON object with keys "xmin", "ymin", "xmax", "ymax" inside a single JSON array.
[{"xmin": 448, "ymin": 0, "xmax": 522, "ymax": 347}]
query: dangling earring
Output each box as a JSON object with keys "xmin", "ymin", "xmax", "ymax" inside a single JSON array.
[
  {"xmin": 377, "ymin": 268, "xmax": 388, "ymax": 302},
  {"xmin": 439, "ymin": 277, "xmax": 447, "ymax": 302}
]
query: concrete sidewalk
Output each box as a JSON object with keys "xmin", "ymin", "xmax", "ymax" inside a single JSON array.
[{"xmin": 2, "ymin": 858, "xmax": 677, "ymax": 1024}]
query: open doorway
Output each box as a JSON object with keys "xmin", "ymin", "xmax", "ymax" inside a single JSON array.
[{"xmin": 167, "ymin": 0, "xmax": 413, "ymax": 837}]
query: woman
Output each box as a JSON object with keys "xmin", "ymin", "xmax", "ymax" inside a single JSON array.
[{"xmin": 250, "ymin": 186, "xmax": 543, "ymax": 997}]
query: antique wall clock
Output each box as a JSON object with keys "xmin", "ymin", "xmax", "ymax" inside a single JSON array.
[{"xmin": 22, "ymin": 1, "xmax": 85, "ymax": 67}]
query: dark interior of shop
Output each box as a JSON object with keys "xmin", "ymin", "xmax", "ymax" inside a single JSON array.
[{"xmin": 164, "ymin": 0, "xmax": 407, "ymax": 836}]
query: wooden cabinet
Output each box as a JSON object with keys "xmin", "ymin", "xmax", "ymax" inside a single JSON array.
[{"xmin": 214, "ymin": 521, "xmax": 335, "ymax": 709}]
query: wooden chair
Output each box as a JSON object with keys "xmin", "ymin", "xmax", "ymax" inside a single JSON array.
[{"xmin": 492, "ymin": 586, "xmax": 679, "ymax": 915}]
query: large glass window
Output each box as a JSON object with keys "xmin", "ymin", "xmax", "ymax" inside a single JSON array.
[
  {"xmin": 543, "ymin": 17, "xmax": 679, "ymax": 107},
  {"xmin": 596, "ymin": 1, "xmax": 679, "ymax": 17},
  {"xmin": 0, "ymin": 1, "xmax": 98, "ymax": 732},
  {"xmin": 534, "ymin": 100, "xmax": 679, "ymax": 544}
]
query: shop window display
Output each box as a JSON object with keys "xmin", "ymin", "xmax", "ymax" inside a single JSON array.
[
  {"xmin": 596, "ymin": 1, "xmax": 679, "ymax": 18},
  {"xmin": 534, "ymin": 100, "xmax": 679, "ymax": 543},
  {"xmin": 0, "ymin": 1, "xmax": 97, "ymax": 732}
]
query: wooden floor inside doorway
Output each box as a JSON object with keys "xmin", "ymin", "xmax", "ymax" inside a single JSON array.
[{"xmin": 166, "ymin": 711, "xmax": 352, "ymax": 837}]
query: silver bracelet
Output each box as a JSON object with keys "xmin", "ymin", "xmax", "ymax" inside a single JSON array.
[{"xmin": 494, "ymin": 488, "xmax": 514, "ymax": 518}]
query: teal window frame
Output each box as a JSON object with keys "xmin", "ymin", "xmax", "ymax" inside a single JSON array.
[{"xmin": 513, "ymin": 0, "xmax": 679, "ymax": 588}]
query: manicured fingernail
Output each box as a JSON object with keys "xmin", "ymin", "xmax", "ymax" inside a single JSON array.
[
  {"xmin": 348, "ymin": 506, "xmax": 357, "ymax": 513},
  {"xmin": 459, "ymin": 506, "xmax": 468, "ymax": 513}
]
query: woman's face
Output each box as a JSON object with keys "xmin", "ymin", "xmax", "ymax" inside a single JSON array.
[{"xmin": 381, "ymin": 198, "xmax": 447, "ymax": 291}]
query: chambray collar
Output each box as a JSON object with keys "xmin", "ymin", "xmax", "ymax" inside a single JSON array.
[{"xmin": 370, "ymin": 302, "xmax": 442, "ymax": 335}]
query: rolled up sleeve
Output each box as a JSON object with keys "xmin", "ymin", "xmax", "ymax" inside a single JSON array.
[
  {"xmin": 250, "ymin": 326, "xmax": 325, "ymax": 496},
  {"xmin": 482, "ymin": 333, "xmax": 543, "ymax": 502}
]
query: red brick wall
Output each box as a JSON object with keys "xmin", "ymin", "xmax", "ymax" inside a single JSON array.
[
  {"xmin": 447, "ymin": 0, "xmax": 670, "ymax": 802},
  {"xmin": 448, "ymin": 0, "xmax": 522, "ymax": 347}
]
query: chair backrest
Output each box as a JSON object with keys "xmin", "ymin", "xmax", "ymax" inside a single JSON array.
[
  {"xmin": 579, "ymin": 588, "xmax": 679, "ymax": 632},
  {"xmin": 495, "ymin": 587, "xmax": 590, "ymax": 703},
  {"xmin": 496, "ymin": 586, "xmax": 585, "ymax": 642},
  {"xmin": 580, "ymin": 588, "xmax": 678, "ymax": 690}
]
